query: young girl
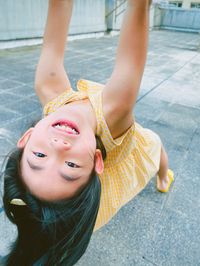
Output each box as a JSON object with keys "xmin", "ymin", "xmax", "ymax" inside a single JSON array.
[{"xmin": 2, "ymin": 0, "xmax": 174, "ymax": 265}]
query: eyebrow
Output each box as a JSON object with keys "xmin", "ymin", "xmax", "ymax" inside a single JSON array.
[{"xmin": 27, "ymin": 159, "xmax": 81, "ymax": 181}]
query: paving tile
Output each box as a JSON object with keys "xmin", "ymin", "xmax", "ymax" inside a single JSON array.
[
  {"xmin": 0, "ymin": 91, "xmax": 24, "ymax": 107},
  {"xmin": 5, "ymin": 112, "xmax": 42, "ymax": 140},
  {"xmin": 9, "ymin": 71, "xmax": 35, "ymax": 84},
  {"xmin": 6, "ymin": 84, "xmax": 34, "ymax": 97},
  {"xmin": 0, "ymin": 212, "xmax": 17, "ymax": 257},
  {"xmin": 149, "ymin": 75, "xmax": 200, "ymax": 109},
  {"xmin": 5, "ymin": 97, "xmax": 42, "ymax": 116},
  {"xmin": 0, "ymin": 137, "xmax": 15, "ymax": 157},
  {"xmin": 77, "ymin": 199, "xmax": 159, "ymax": 266},
  {"xmin": 189, "ymin": 128, "xmax": 200, "ymax": 155},
  {"xmin": 0, "ymin": 79, "xmax": 24, "ymax": 91},
  {"xmin": 143, "ymin": 208, "xmax": 200, "ymax": 266},
  {"xmin": 0, "ymin": 30, "xmax": 200, "ymax": 265},
  {"xmin": 135, "ymin": 98, "xmax": 170, "ymax": 122},
  {"xmin": 0, "ymin": 107, "xmax": 20, "ymax": 124}
]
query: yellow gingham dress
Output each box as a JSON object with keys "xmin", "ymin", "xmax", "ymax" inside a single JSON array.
[{"xmin": 43, "ymin": 79, "xmax": 162, "ymax": 232}]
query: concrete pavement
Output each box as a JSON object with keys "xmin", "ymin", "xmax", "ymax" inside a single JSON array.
[{"xmin": 0, "ymin": 30, "xmax": 200, "ymax": 266}]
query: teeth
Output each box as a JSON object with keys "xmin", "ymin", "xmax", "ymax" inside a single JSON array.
[{"xmin": 54, "ymin": 124, "xmax": 78, "ymax": 134}]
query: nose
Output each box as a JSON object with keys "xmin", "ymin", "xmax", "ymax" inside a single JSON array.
[{"xmin": 51, "ymin": 138, "xmax": 71, "ymax": 151}]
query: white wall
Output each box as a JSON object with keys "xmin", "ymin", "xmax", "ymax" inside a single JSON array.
[
  {"xmin": 0, "ymin": 0, "xmax": 106, "ymax": 41},
  {"xmin": 183, "ymin": 0, "xmax": 200, "ymax": 9},
  {"xmin": 152, "ymin": 3, "xmax": 200, "ymax": 32}
]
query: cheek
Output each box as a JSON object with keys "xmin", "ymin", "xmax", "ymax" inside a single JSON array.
[
  {"xmin": 81, "ymin": 135, "xmax": 96, "ymax": 153},
  {"xmin": 30, "ymin": 124, "xmax": 47, "ymax": 141},
  {"xmin": 27, "ymin": 133, "xmax": 44, "ymax": 148},
  {"xmin": 34, "ymin": 117, "xmax": 50, "ymax": 131}
]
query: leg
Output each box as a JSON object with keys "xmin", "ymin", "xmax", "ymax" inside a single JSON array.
[{"xmin": 157, "ymin": 145, "xmax": 174, "ymax": 192}]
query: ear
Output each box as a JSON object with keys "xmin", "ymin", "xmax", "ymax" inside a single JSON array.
[
  {"xmin": 94, "ymin": 149, "xmax": 104, "ymax": 175},
  {"xmin": 17, "ymin": 128, "xmax": 34, "ymax": 149}
]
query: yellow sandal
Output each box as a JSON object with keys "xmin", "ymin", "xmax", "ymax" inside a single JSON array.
[{"xmin": 157, "ymin": 169, "xmax": 174, "ymax": 193}]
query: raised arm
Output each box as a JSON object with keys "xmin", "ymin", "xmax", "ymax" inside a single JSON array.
[
  {"xmin": 35, "ymin": 0, "xmax": 73, "ymax": 106},
  {"xmin": 103, "ymin": 0, "xmax": 151, "ymax": 138}
]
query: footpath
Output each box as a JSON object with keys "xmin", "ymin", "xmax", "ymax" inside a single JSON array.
[{"xmin": 0, "ymin": 30, "xmax": 200, "ymax": 266}]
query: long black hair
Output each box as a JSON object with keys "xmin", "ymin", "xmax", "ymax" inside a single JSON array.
[{"xmin": 2, "ymin": 135, "xmax": 106, "ymax": 266}]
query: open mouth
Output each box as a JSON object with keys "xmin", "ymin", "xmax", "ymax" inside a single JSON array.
[{"xmin": 52, "ymin": 120, "xmax": 80, "ymax": 135}]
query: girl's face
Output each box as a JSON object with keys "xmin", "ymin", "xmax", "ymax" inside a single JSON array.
[{"xmin": 18, "ymin": 104, "xmax": 104, "ymax": 201}]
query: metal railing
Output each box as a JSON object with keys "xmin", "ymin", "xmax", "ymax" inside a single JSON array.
[
  {"xmin": 157, "ymin": 5, "xmax": 200, "ymax": 32},
  {"xmin": 106, "ymin": 0, "xmax": 127, "ymax": 23}
]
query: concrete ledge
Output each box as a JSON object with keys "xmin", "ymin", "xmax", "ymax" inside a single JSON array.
[
  {"xmin": 160, "ymin": 26, "xmax": 200, "ymax": 33},
  {"xmin": 0, "ymin": 32, "xmax": 105, "ymax": 50}
]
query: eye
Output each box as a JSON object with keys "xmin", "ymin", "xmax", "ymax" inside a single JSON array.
[
  {"xmin": 65, "ymin": 162, "xmax": 80, "ymax": 168},
  {"xmin": 33, "ymin": 152, "xmax": 46, "ymax": 158}
]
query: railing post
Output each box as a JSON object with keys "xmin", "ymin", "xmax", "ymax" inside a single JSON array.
[
  {"xmin": 105, "ymin": 0, "xmax": 127, "ymax": 31},
  {"xmin": 105, "ymin": 0, "xmax": 115, "ymax": 31}
]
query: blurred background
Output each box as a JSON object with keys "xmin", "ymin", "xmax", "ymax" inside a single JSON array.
[{"xmin": 0, "ymin": 0, "xmax": 200, "ymax": 49}]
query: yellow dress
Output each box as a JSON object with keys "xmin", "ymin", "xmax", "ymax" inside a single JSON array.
[{"xmin": 43, "ymin": 79, "xmax": 162, "ymax": 232}]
